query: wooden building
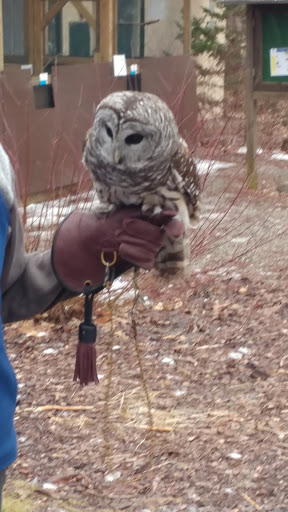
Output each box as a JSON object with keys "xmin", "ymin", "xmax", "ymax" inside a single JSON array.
[
  {"xmin": 0, "ymin": 0, "xmax": 193, "ymax": 76},
  {"xmin": 0, "ymin": 1, "xmax": 198, "ymax": 198}
]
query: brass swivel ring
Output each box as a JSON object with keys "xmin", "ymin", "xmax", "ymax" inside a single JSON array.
[{"xmin": 101, "ymin": 251, "xmax": 117, "ymax": 267}]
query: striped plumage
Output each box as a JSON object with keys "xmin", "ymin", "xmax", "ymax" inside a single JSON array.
[{"xmin": 83, "ymin": 91, "xmax": 200, "ymax": 273}]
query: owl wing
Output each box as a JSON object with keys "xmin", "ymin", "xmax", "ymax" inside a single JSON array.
[{"xmin": 171, "ymin": 138, "xmax": 200, "ymax": 226}]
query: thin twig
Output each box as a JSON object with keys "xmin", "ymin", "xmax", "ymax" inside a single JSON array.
[
  {"xmin": 103, "ymin": 276, "xmax": 114, "ymax": 465},
  {"xmin": 240, "ymin": 493, "xmax": 261, "ymax": 510},
  {"xmin": 130, "ymin": 267, "xmax": 154, "ymax": 430},
  {"xmin": 23, "ymin": 405, "xmax": 94, "ymax": 412}
]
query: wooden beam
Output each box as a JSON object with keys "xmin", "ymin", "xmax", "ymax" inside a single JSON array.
[
  {"xmin": 42, "ymin": 0, "xmax": 69, "ymax": 30},
  {"xmin": 113, "ymin": 0, "xmax": 117, "ymax": 57},
  {"xmin": 70, "ymin": 0, "xmax": 96, "ymax": 30},
  {"xmin": 0, "ymin": 0, "xmax": 3, "ymax": 71},
  {"xmin": 246, "ymin": 5, "xmax": 258, "ymax": 189},
  {"xmin": 94, "ymin": 0, "xmax": 100, "ymax": 58},
  {"xmin": 99, "ymin": 0, "xmax": 116, "ymax": 62},
  {"xmin": 183, "ymin": 0, "xmax": 191, "ymax": 54},
  {"xmin": 33, "ymin": 0, "xmax": 44, "ymax": 75},
  {"xmin": 25, "ymin": 0, "xmax": 34, "ymax": 66}
]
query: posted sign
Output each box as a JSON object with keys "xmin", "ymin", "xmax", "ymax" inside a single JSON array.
[{"xmin": 270, "ymin": 48, "xmax": 288, "ymax": 77}]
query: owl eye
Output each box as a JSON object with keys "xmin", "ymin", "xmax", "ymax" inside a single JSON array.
[
  {"xmin": 106, "ymin": 126, "xmax": 113, "ymax": 138},
  {"xmin": 125, "ymin": 133, "xmax": 144, "ymax": 145}
]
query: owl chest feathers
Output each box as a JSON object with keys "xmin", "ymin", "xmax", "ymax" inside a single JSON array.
[{"xmin": 93, "ymin": 162, "xmax": 194, "ymax": 229}]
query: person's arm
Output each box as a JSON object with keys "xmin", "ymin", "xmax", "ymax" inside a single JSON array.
[
  {"xmin": 2, "ymin": 204, "xmax": 178, "ymax": 323},
  {"xmin": 2, "ymin": 203, "xmax": 73, "ymax": 323},
  {"xmin": 0, "ymin": 144, "xmax": 184, "ymax": 324}
]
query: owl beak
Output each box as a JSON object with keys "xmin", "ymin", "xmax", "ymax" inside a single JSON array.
[{"xmin": 114, "ymin": 149, "xmax": 121, "ymax": 164}]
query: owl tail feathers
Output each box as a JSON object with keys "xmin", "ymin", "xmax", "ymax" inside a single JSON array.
[
  {"xmin": 73, "ymin": 293, "xmax": 99, "ymax": 386},
  {"xmin": 155, "ymin": 259, "xmax": 191, "ymax": 277},
  {"xmin": 155, "ymin": 234, "xmax": 190, "ymax": 276}
]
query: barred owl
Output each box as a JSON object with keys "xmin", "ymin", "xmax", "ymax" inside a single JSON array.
[{"xmin": 82, "ymin": 91, "xmax": 200, "ymax": 274}]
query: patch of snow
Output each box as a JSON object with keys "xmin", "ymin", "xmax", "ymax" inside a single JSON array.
[
  {"xmin": 238, "ymin": 346, "xmax": 251, "ymax": 355},
  {"xmin": 142, "ymin": 295, "xmax": 152, "ymax": 306},
  {"xmin": 201, "ymin": 212, "xmax": 221, "ymax": 220},
  {"xmin": 43, "ymin": 348, "xmax": 58, "ymax": 355},
  {"xmin": 229, "ymin": 351, "xmax": 243, "ymax": 360},
  {"xmin": 237, "ymin": 146, "xmax": 263, "ymax": 155},
  {"xmin": 231, "ymin": 237, "xmax": 249, "ymax": 244},
  {"xmin": 22, "ymin": 192, "xmax": 100, "ymax": 229},
  {"xmin": 161, "ymin": 356, "xmax": 175, "ymax": 365},
  {"xmin": 224, "ymin": 487, "xmax": 235, "ymax": 494},
  {"xmin": 174, "ymin": 389, "xmax": 187, "ymax": 397},
  {"xmin": 42, "ymin": 482, "xmax": 58, "ymax": 490},
  {"xmin": 227, "ymin": 451, "xmax": 242, "ymax": 460},
  {"xmin": 271, "ymin": 152, "xmax": 288, "ymax": 161},
  {"xmin": 109, "ymin": 276, "xmax": 127, "ymax": 291},
  {"xmin": 195, "ymin": 158, "xmax": 235, "ymax": 175},
  {"xmin": 104, "ymin": 471, "xmax": 121, "ymax": 482}
]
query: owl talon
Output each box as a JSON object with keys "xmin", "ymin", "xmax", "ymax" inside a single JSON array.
[
  {"xmin": 94, "ymin": 204, "xmax": 116, "ymax": 218},
  {"xmin": 142, "ymin": 204, "xmax": 164, "ymax": 216},
  {"xmin": 141, "ymin": 204, "xmax": 153, "ymax": 214}
]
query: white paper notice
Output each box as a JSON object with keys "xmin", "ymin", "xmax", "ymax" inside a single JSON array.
[
  {"xmin": 113, "ymin": 54, "xmax": 127, "ymax": 77},
  {"xmin": 270, "ymin": 48, "xmax": 288, "ymax": 77}
]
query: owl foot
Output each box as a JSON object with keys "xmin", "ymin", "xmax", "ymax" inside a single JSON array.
[
  {"xmin": 93, "ymin": 203, "xmax": 116, "ymax": 218},
  {"xmin": 141, "ymin": 204, "xmax": 163, "ymax": 216}
]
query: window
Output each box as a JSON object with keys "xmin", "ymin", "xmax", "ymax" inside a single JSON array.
[
  {"xmin": 117, "ymin": 0, "xmax": 145, "ymax": 58},
  {"xmin": 3, "ymin": 0, "xmax": 25, "ymax": 59},
  {"xmin": 47, "ymin": 2, "xmax": 62, "ymax": 57},
  {"xmin": 45, "ymin": 1, "xmax": 99, "ymax": 60}
]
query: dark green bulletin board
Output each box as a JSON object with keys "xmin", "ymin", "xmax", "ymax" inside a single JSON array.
[{"xmin": 262, "ymin": 11, "xmax": 288, "ymax": 82}]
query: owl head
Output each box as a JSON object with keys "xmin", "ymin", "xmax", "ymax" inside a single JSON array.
[{"xmin": 83, "ymin": 91, "xmax": 180, "ymax": 187}]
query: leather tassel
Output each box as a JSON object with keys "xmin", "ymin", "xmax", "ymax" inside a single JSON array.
[{"xmin": 73, "ymin": 292, "xmax": 99, "ymax": 386}]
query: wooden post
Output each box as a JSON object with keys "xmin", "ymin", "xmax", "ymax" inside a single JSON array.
[
  {"xmin": 113, "ymin": 0, "xmax": 117, "ymax": 57},
  {"xmin": 0, "ymin": 0, "xmax": 4, "ymax": 72},
  {"xmin": 42, "ymin": 0, "xmax": 70, "ymax": 29},
  {"xmin": 25, "ymin": 0, "xmax": 34, "ymax": 68},
  {"xmin": 99, "ymin": 0, "xmax": 116, "ymax": 62},
  {"xmin": 246, "ymin": 5, "xmax": 258, "ymax": 189},
  {"xmin": 183, "ymin": 0, "xmax": 191, "ymax": 55},
  {"xmin": 28, "ymin": 0, "xmax": 69, "ymax": 76},
  {"xmin": 70, "ymin": 1, "xmax": 97, "ymax": 30},
  {"xmin": 33, "ymin": 0, "xmax": 44, "ymax": 75}
]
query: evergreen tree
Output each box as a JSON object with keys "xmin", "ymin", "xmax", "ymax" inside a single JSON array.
[{"xmin": 177, "ymin": 1, "xmax": 246, "ymax": 110}]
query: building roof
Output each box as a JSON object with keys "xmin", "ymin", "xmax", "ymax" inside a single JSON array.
[{"xmin": 223, "ymin": 1, "xmax": 288, "ymax": 4}]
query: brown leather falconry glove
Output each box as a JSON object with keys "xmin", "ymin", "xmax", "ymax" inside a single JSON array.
[{"xmin": 52, "ymin": 207, "xmax": 185, "ymax": 293}]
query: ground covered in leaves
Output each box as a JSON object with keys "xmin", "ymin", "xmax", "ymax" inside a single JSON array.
[{"xmin": 4, "ymin": 154, "xmax": 288, "ymax": 511}]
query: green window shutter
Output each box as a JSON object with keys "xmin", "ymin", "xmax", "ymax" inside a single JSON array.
[
  {"xmin": 69, "ymin": 22, "xmax": 90, "ymax": 57},
  {"xmin": 117, "ymin": 0, "xmax": 144, "ymax": 58}
]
